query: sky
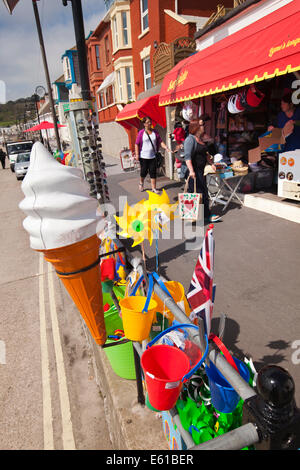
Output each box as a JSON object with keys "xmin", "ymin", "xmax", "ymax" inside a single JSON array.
[{"xmin": 0, "ymin": 0, "xmax": 107, "ymax": 101}]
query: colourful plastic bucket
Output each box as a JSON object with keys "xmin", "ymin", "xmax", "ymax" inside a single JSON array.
[
  {"xmin": 152, "ymin": 281, "xmax": 190, "ymax": 323},
  {"xmin": 141, "ymin": 344, "xmax": 190, "ymax": 411},
  {"xmin": 103, "ymin": 307, "xmax": 136, "ymax": 380},
  {"xmin": 102, "ymin": 285, "xmax": 126, "ymax": 310},
  {"xmin": 119, "ymin": 296, "xmax": 158, "ymax": 342},
  {"xmin": 205, "ymin": 358, "xmax": 250, "ymax": 413}
]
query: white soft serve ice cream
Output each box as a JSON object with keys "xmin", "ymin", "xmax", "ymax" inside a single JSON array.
[{"xmin": 19, "ymin": 142, "xmax": 102, "ymax": 250}]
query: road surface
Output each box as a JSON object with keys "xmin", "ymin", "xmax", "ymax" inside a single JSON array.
[{"xmin": 0, "ymin": 166, "xmax": 112, "ymax": 450}]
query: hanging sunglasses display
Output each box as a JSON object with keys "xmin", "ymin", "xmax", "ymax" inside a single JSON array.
[{"xmin": 74, "ymin": 106, "xmax": 110, "ymax": 203}]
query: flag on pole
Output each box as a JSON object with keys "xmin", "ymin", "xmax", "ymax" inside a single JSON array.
[
  {"xmin": 187, "ymin": 224, "xmax": 215, "ymax": 337},
  {"xmin": 3, "ymin": 0, "xmax": 20, "ymax": 15}
]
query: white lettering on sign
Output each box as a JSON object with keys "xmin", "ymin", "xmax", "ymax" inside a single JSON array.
[
  {"xmin": 0, "ymin": 341, "xmax": 6, "ymax": 365},
  {"xmin": 291, "ymin": 340, "xmax": 300, "ymax": 365},
  {"xmin": 292, "ymin": 80, "xmax": 300, "ymax": 105}
]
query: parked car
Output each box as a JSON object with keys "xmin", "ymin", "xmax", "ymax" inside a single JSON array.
[
  {"xmin": 15, "ymin": 152, "xmax": 31, "ymax": 180},
  {"xmin": 6, "ymin": 140, "xmax": 33, "ymax": 172}
]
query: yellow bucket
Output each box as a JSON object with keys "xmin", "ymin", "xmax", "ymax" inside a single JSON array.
[
  {"xmin": 119, "ymin": 296, "xmax": 158, "ymax": 342},
  {"xmin": 152, "ymin": 281, "xmax": 191, "ymax": 323}
]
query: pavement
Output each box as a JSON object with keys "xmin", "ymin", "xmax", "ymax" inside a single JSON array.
[{"xmin": 0, "ymin": 166, "xmax": 112, "ymax": 450}]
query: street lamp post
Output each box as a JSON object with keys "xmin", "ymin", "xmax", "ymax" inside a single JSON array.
[
  {"xmin": 62, "ymin": 0, "xmax": 91, "ymax": 101},
  {"xmin": 31, "ymin": 0, "xmax": 62, "ymax": 152}
]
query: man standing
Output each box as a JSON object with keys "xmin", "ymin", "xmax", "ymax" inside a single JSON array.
[{"xmin": 0, "ymin": 148, "xmax": 6, "ymax": 169}]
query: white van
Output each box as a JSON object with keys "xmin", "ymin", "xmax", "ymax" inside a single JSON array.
[{"xmin": 6, "ymin": 140, "xmax": 34, "ymax": 172}]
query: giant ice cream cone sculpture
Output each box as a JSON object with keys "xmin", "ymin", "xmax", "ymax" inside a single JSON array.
[{"xmin": 19, "ymin": 142, "xmax": 106, "ymax": 346}]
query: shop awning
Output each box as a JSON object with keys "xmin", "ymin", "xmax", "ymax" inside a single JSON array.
[
  {"xmin": 97, "ymin": 72, "xmax": 115, "ymax": 93},
  {"xmin": 159, "ymin": 1, "xmax": 300, "ymax": 106},
  {"xmin": 116, "ymin": 94, "xmax": 166, "ymax": 130}
]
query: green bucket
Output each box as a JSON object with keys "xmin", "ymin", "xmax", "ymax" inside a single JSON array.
[
  {"xmin": 102, "ymin": 284, "xmax": 126, "ymax": 312},
  {"xmin": 146, "ymin": 393, "xmax": 161, "ymax": 412},
  {"xmin": 104, "ymin": 307, "xmax": 136, "ymax": 380}
]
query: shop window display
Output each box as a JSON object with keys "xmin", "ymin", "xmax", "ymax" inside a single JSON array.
[{"xmin": 212, "ymin": 75, "xmax": 300, "ymax": 194}]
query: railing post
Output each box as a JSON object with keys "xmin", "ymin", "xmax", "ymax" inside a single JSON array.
[
  {"xmin": 243, "ymin": 365, "xmax": 300, "ymax": 450},
  {"xmin": 133, "ymin": 344, "xmax": 145, "ymax": 406}
]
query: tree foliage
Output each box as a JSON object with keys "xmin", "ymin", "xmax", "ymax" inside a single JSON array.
[{"xmin": 0, "ymin": 96, "xmax": 38, "ymax": 127}]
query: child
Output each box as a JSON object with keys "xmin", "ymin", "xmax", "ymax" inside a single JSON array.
[{"xmin": 173, "ymin": 122, "xmax": 187, "ymax": 180}]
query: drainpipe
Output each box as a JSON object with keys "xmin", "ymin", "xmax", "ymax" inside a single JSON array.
[{"xmin": 174, "ymin": 0, "xmax": 178, "ymax": 14}]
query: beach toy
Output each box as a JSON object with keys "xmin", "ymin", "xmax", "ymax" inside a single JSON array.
[
  {"xmin": 141, "ymin": 324, "xmax": 209, "ymax": 411},
  {"xmin": 119, "ymin": 273, "xmax": 158, "ymax": 341},
  {"xmin": 146, "ymin": 393, "xmax": 161, "ymax": 412},
  {"xmin": 205, "ymin": 335, "xmax": 250, "ymax": 413},
  {"xmin": 152, "ymin": 278, "xmax": 190, "ymax": 323},
  {"xmin": 115, "ymin": 201, "xmax": 153, "ymax": 247},
  {"xmin": 119, "ymin": 296, "xmax": 158, "ymax": 341},
  {"xmin": 101, "ymin": 258, "xmax": 116, "ymax": 281},
  {"xmin": 103, "ymin": 307, "xmax": 136, "ymax": 379},
  {"xmin": 142, "ymin": 344, "xmax": 190, "ymax": 411}
]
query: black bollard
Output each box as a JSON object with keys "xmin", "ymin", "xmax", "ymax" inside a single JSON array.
[{"xmin": 243, "ymin": 365, "xmax": 300, "ymax": 450}]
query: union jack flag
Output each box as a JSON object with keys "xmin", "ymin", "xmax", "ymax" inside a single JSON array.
[{"xmin": 187, "ymin": 225, "xmax": 215, "ymax": 337}]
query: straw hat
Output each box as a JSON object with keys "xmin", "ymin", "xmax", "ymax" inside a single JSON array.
[{"xmin": 230, "ymin": 160, "xmax": 248, "ymax": 175}]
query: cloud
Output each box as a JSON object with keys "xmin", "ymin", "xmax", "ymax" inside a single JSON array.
[{"xmin": 0, "ymin": 0, "xmax": 106, "ymax": 101}]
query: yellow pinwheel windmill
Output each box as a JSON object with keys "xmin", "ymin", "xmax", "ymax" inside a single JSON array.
[
  {"xmin": 143, "ymin": 189, "xmax": 178, "ymax": 232},
  {"xmin": 115, "ymin": 201, "xmax": 153, "ymax": 248}
]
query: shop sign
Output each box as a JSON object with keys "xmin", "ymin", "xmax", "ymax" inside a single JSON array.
[{"xmin": 167, "ymin": 70, "xmax": 189, "ymax": 92}]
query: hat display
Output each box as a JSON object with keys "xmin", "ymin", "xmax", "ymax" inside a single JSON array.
[
  {"xmin": 246, "ymin": 85, "xmax": 265, "ymax": 108},
  {"xmin": 228, "ymin": 85, "xmax": 264, "ymax": 114},
  {"xmin": 214, "ymin": 153, "xmax": 224, "ymax": 163},
  {"xmin": 227, "ymin": 94, "xmax": 245, "ymax": 114},
  {"xmin": 182, "ymin": 100, "xmax": 199, "ymax": 122},
  {"xmin": 230, "ymin": 160, "xmax": 248, "ymax": 175}
]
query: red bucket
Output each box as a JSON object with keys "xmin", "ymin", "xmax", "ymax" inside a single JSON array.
[{"xmin": 141, "ymin": 344, "xmax": 190, "ymax": 411}]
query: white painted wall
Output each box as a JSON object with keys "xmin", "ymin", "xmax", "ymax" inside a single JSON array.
[{"xmin": 99, "ymin": 121, "xmax": 129, "ymax": 158}]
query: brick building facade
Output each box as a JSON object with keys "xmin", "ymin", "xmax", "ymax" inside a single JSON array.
[{"xmin": 87, "ymin": 0, "xmax": 233, "ymax": 158}]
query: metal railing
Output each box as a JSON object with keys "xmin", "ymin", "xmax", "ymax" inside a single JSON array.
[
  {"xmin": 132, "ymin": 281, "xmax": 259, "ymax": 451},
  {"xmin": 106, "ymin": 238, "xmax": 300, "ymax": 451}
]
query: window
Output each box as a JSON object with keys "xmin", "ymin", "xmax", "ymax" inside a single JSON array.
[
  {"xmin": 125, "ymin": 67, "xmax": 132, "ymax": 101},
  {"xmin": 113, "ymin": 16, "xmax": 119, "ymax": 49},
  {"xmin": 105, "ymin": 36, "xmax": 110, "ymax": 63},
  {"xmin": 143, "ymin": 57, "xmax": 151, "ymax": 91},
  {"xmin": 95, "ymin": 45, "xmax": 101, "ymax": 70},
  {"xmin": 140, "ymin": 0, "xmax": 149, "ymax": 32},
  {"xmin": 117, "ymin": 70, "xmax": 123, "ymax": 101},
  {"xmin": 122, "ymin": 12, "xmax": 128, "ymax": 47},
  {"xmin": 99, "ymin": 92, "xmax": 105, "ymax": 109},
  {"xmin": 64, "ymin": 57, "xmax": 72, "ymax": 81},
  {"xmin": 106, "ymin": 85, "xmax": 114, "ymax": 106},
  {"xmin": 59, "ymin": 85, "xmax": 69, "ymax": 102}
]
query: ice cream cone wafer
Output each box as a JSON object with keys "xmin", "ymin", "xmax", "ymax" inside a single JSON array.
[
  {"xmin": 19, "ymin": 143, "xmax": 107, "ymax": 345},
  {"xmin": 38, "ymin": 234, "xmax": 106, "ymax": 346}
]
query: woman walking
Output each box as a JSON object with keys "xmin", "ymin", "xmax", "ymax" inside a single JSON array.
[
  {"xmin": 135, "ymin": 117, "xmax": 171, "ymax": 193},
  {"xmin": 184, "ymin": 120, "xmax": 221, "ymax": 223},
  {"xmin": 0, "ymin": 148, "xmax": 6, "ymax": 170}
]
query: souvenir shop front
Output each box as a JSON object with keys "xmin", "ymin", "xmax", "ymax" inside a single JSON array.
[{"xmin": 159, "ymin": 1, "xmax": 300, "ymax": 203}]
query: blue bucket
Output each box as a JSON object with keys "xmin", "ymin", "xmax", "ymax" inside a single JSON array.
[{"xmin": 205, "ymin": 358, "xmax": 250, "ymax": 414}]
